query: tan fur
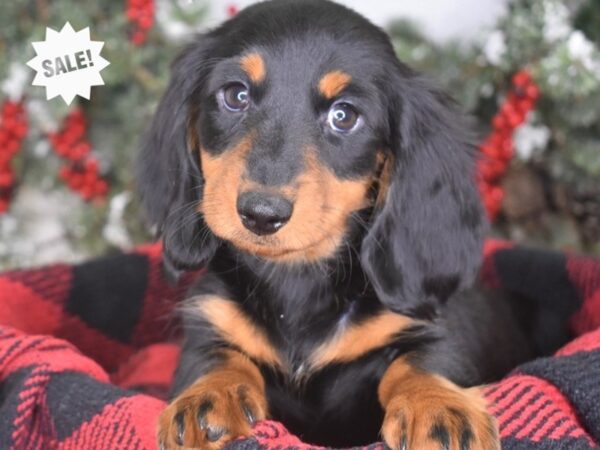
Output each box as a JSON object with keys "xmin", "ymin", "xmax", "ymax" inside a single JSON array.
[
  {"xmin": 318, "ymin": 70, "xmax": 352, "ymax": 99},
  {"xmin": 240, "ymin": 53, "xmax": 266, "ymax": 84},
  {"xmin": 379, "ymin": 358, "xmax": 500, "ymax": 450},
  {"xmin": 187, "ymin": 107, "xmax": 200, "ymax": 154},
  {"xmin": 196, "ymin": 296, "xmax": 283, "ymax": 369},
  {"xmin": 375, "ymin": 153, "xmax": 393, "ymax": 208},
  {"xmin": 310, "ymin": 312, "xmax": 414, "ymax": 370},
  {"xmin": 158, "ymin": 350, "xmax": 268, "ymax": 449},
  {"xmin": 200, "ymin": 141, "xmax": 373, "ymax": 263},
  {"xmin": 199, "ymin": 135, "xmax": 254, "ymax": 244}
]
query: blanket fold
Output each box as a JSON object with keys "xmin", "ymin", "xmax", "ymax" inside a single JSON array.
[{"xmin": 0, "ymin": 241, "xmax": 599, "ymax": 450}]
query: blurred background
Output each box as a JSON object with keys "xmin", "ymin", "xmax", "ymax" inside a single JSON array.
[{"xmin": 0, "ymin": 0, "xmax": 598, "ymax": 269}]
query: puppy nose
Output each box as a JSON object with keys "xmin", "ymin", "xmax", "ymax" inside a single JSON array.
[{"xmin": 237, "ymin": 191, "xmax": 293, "ymax": 236}]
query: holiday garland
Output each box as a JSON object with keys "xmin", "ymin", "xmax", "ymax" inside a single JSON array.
[
  {"xmin": 478, "ymin": 70, "xmax": 539, "ymax": 220},
  {"xmin": 49, "ymin": 108, "xmax": 108, "ymax": 201},
  {"xmin": 0, "ymin": 101, "xmax": 28, "ymax": 213}
]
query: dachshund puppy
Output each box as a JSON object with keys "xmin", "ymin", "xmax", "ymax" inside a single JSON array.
[{"xmin": 137, "ymin": 1, "xmax": 543, "ymax": 448}]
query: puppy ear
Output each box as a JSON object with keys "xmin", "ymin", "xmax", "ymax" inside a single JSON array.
[
  {"xmin": 361, "ymin": 70, "xmax": 486, "ymax": 317},
  {"xmin": 136, "ymin": 37, "xmax": 219, "ymax": 271}
]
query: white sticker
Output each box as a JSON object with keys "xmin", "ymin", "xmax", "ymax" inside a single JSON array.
[{"xmin": 26, "ymin": 22, "xmax": 110, "ymax": 105}]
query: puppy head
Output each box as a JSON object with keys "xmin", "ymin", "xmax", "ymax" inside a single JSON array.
[{"xmin": 137, "ymin": 0, "xmax": 485, "ymax": 313}]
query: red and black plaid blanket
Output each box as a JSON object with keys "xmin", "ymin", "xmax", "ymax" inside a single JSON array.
[{"xmin": 0, "ymin": 240, "xmax": 599, "ymax": 450}]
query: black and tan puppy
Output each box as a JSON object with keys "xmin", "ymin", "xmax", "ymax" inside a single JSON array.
[{"xmin": 137, "ymin": 1, "xmax": 544, "ymax": 449}]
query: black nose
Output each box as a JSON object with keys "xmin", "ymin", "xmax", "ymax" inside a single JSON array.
[{"xmin": 237, "ymin": 191, "xmax": 293, "ymax": 236}]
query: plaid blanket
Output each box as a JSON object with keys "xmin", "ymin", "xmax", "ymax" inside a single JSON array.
[{"xmin": 0, "ymin": 241, "xmax": 599, "ymax": 450}]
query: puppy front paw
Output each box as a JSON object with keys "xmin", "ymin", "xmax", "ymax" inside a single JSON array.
[
  {"xmin": 158, "ymin": 362, "xmax": 267, "ymax": 449},
  {"xmin": 381, "ymin": 384, "xmax": 499, "ymax": 450}
]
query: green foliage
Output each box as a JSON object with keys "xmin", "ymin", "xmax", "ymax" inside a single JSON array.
[
  {"xmin": 0, "ymin": 0, "xmax": 209, "ymax": 268},
  {"xmin": 0, "ymin": 0, "xmax": 598, "ymax": 268},
  {"xmin": 389, "ymin": 0, "xmax": 599, "ymax": 253},
  {"xmin": 574, "ymin": 0, "xmax": 600, "ymax": 44}
]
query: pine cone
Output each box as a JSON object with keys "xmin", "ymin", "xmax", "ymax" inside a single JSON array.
[
  {"xmin": 501, "ymin": 165, "xmax": 547, "ymax": 221},
  {"xmin": 569, "ymin": 189, "xmax": 600, "ymax": 245}
]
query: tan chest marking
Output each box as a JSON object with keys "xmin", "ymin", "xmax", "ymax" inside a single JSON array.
[
  {"xmin": 309, "ymin": 311, "xmax": 415, "ymax": 371},
  {"xmin": 195, "ymin": 296, "xmax": 283, "ymax": 369}
]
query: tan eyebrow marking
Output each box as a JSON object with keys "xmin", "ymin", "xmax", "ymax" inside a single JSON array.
[
  {"xmin": 318, "ymin": 70, "xmax": 352, "ymax": 99},
  {"xmin": 240, "ymin": 53, "xmax": 266, "ymax": 84}
]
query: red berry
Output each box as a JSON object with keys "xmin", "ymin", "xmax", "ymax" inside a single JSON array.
[
  {"xmin": 71, "ymin": 174, "xmax": 84, "ymax": 189},
  {"xmin": 478, "ymin": 160, "xmax": 498, "ymax": 182},
  {"xmin": 95, "ymin": 180, "xmax": 108, "ymax": 196},
  {"xmin": 518, "ymin": 98, "xmax": 535, "ymax": 113},
  {"xmin": 0, "ymin": 170, "xmax": 14, "ymax": 188},
  {"xmin": 14, "ymin": 123, "xmax": 28, "ymax": 138},
  {"xmin": 83, "ymin": 171, "xmax": 97, "ymax": 184},
  {"xmin": 77, "ymin": 142, "xmax": 91, "ymax": 156},
  {"xmin": 500, "ymin": 145, "xmax": 514, "ymax": 160},
  {"xmin": 500, "ymin": 102, "xmax": 515, "ymax": 118},
  {"xmin": 506, "ymin": 111, "xmax": 524, "ymax": 128},
  {"xmin": 490, "ymin": 186, "xmax": 504, "ymax": 203},
  {"xmin": 81, "ymin": 186, "xmax": 93, "ymax": 200},
  {"xmin": 506, "ymin": 92, "xmax": 521, "ymax": 105},
  {"xmin": 492, "ymin": 114, "xmax": 507, "ymax": 130},
  {"xmin": 138, "ymin": 15, "xmax": 153, "ymax": 30},
  {"xmin": 5, "ymin": 139, "xmax": 19, "ymax": 155},
  {"xmin": 512, "ymin": 71, "xmax": 532, "ymax": 88},
  {"xmin": 61, "ymin": 130, "xmax": 76, "ymax": 146},
  {"xmin": 85, "ymin": 158, "xmax": 97, "ymax": 171},
  {"xmin": 227, "ymin": 4, "xmax": 239, "ymax": 17},
  {"xmin": 525, "ymin": 84, "xmax": 540, "ymax": 100},
  {"xmin": 131, "ymin": 31, "xmax": 146, "ymax": 45},
  {"xmin": 126, "ymin": 8, "xmax": 138, "ymax": 19},
  {"xmin": 3, "ymin": 102, "xmax": 19, "ymax": 116},
  {"xmin": 3, "ymin": 117, "xmax": 17, "ymax": 131}
]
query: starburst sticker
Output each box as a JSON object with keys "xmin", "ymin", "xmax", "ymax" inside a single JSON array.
[{"xmin": 27, "ymin": 22, "xmax": 110, "ymax": 105}]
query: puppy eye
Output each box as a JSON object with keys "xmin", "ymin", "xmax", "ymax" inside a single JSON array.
[
  {"xmin": 221, "ymin": 83, "xmax": 250, "ymax": 112},
  {"xmin": 327, "ymin": 103, "xmax": 359, "ymax": 133}
]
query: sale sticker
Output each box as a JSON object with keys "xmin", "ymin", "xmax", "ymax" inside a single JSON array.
[{"xmin": 26, "ymin": 22, "xmax": 110, "ymax": 105}]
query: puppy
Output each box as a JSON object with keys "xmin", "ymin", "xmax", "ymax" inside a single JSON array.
[{"xmin": 137, "ymin": 1, "xmax": 544, "ymax": 448}]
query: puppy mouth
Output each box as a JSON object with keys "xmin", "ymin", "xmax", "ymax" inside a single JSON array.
[
  {"xmin": 226, "ymin": 224, "xmax": 342, "ymax": 262},
  {"xmin": 236, "ymin": 234, "xmax": 317, "ymax": 256}
]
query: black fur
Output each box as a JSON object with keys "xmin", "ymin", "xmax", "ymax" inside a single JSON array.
[
  {"xmin": 137, "ymin": 1, "xmax": 568, "ymax": 446},
  {"xmin": 361, "ymin": 72, "xmax": 485, "ymax": 318},
  {"xmin": 136, "ymin": 37, "xmax": 220, "ymax": 270}
]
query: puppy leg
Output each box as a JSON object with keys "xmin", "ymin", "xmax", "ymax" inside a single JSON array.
[
  {"xmin": 379, "ymin": 358, "xmax": 499, "ymax": 450},
  {"xmin": 158, "ymin": 350, "xmax": 267, "ymax": 450}
]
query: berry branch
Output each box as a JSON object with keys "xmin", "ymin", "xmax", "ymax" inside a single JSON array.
[
  {"xmin": 478, "ymin": 70, "xmax": 540, "ymax": 220},
  {"xmin": 0, "ymin": 101, "xmax": 28, "ymax": 214},
  {"xmin": 126, "ymin": 0, "xmax": 155, "ymax": 45},
  {"xmin": 49, "ymin": 108, "xmax": 108, "ymax": 201}
]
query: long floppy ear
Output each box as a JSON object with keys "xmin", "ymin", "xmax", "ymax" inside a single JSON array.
[
  {"xmin": 136, "ymin": 36, "xmax": 219, "ymax": 272},
  {"xmin": 361, "ymin": 69, "xmax": 486, "ymax": 317}
]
